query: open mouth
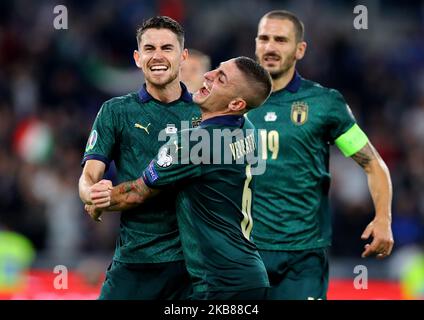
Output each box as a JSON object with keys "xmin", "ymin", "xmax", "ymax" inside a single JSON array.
[
  {"xmin": 198, "ymin": 82, "xmax": 211, "ymax": 98},
  {"xmin": 200, "ymin": 87, "xmax": 210, "ymax": 96},
  {"xmin": 264, "ymin": 55, "xmax": 281, "ymax": 63},
  {"xmin": 149, "ymin": 65, "xmax": 169, "ymax": 74}
]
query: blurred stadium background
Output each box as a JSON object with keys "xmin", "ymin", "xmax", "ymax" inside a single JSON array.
[{"xmin": 0, "ymin": 0, "xmax": 423, "ymax": 299}]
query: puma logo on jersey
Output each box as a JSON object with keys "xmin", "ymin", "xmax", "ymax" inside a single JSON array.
[{"xmin": 134, "ymin": 123, "xmax": 151, "ymax": 134}]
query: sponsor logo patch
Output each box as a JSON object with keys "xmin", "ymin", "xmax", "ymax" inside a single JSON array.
[{"xmin": 134, "ymin": 122, "xmax": 151, "ymax": 134}]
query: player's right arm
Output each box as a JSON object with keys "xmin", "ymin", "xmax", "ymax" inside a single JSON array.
[
  {"xmin": 79, "ymin": 100, "xmax": 118, "ymax": 221},
  {"xmin": 78, "ymin": 159, "xmax": 110, "ymax": 205},
  {"xmin": 350, "ymin": 142, "xmax": 394, "ymax": 259}
]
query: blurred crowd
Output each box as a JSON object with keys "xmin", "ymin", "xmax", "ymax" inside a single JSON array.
[{"xmin": 0, "ymin": 0, "xmax": 423, "ymax": 279}]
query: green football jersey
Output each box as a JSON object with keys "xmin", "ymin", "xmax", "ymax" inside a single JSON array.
[
  {"xmin": 246, "ymin": 72, "xmax": 359, "ymax": 251},
  {"xmin": 143, "ymin": 115, "xmax": 269, "ymax": 293},
  {"xmin": 82, "ymin": 83, "xmax": 201, "ymax": 263}
]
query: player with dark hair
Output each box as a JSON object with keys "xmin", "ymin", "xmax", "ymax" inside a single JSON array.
[
  {"xmin": 79, "ymin": 16, "xmax": 200, "ymax": 300},
  {"xmin": 246, "ymin": 10, "xmax": 394, "ymax": 300},
  {"xmin": 86, "ymin": 56, "xmax": 273, "ymax": 300}
]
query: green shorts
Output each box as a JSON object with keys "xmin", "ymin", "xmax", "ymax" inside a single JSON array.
[
  {"xmin": 99, "ymin": 260, "xmax": 192, "ymax": 300},
  {"xmin": 191, "ymin": 287, "xmax": 268, "ymax": 300},
  {"xmin": 259, "ymin": 248, "xmax": 329, "ymax": 300}
]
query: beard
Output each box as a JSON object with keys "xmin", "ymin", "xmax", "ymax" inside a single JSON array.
[
  {"xmin": 145, "ymin": 69, "xmax": 179, "ymax": 88},
  {"xmin": 257, "ymin": 49, "xmax": 297, "ymax": 80}
]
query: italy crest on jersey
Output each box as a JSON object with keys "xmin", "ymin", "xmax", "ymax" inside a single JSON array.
[{"xmin": 291, "ymin": 101, "xmax": 308, "ymax": 126}]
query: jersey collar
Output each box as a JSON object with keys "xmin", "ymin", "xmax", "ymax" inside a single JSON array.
[
  {"xmin": 138, "ymin": 82, "xmax": 193, "ymax": 103},
  {"xmin": 200, "ymin": 114, "xmax": 245, "ymax": 128},
  {"xmin": 275, "ymin": 70, "xmax": 302, "ymax": 94}
]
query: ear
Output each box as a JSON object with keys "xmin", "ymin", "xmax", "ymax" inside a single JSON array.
[
  {"xmin": 181, "ymin": 48, "xmax": 188, "ymax": 62},
  {"xmin": 295, "ymin": 41, "xmax": 307, "ymax": 61},
  {"xmin": 134, "ymin": 50, "xmax": 142, "ymax": 69},
  {"xmin": 228, "ymin": 98, "xmax": 247, "ymax": 112}
]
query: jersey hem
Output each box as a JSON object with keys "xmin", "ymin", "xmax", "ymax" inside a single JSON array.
[
  {"xmin": 112, "ymin": 254, "xmax": 184, "ymax": 264},
  {"xmin": 193, "ymin": 282, "xmax": 270, "ymax": 293},
  {"xmin": 113, "ymin": 255, "xmax": 185, "ymax": 264},
  {"xmin": 111, "ymin": 257, "xmax": 185, "ymax": 265},
  {"xmin": 256, "ymin": 242, "xmax": 331, "ymax": 251}
]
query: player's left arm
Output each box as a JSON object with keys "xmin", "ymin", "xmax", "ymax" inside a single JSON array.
[
  {"xmin": 84, "ymin": 177, "xmax": 160, "ymax": 221},
  {"xmin": 350, "ymin": 142, "xmax": 394, "ymax": 259},
  {"xmin": 330, "ymin": 90, "xmax": 394, "ymax": 259},
  {"xmin": 110, "ymin": 177, "xmax": 160, "ymax": 210}
]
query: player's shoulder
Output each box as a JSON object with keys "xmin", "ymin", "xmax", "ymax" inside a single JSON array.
[
  {"xmin": 301, "ymin": 79, "xmax": 346, "ymax": 109},
  {"xmin": 300, "ymin": 78, "xmax": 344, "ymax": 101},
  {"xmin": 101, "ymin": 92, "xmax": 139, "ymax": 113},
  {"xmin": 179, "ymin": 100, "xmax": 201, "ymax": 113},
  {"xmin": 243, "ymin": 115, "xmax": 256, "ymax": 130}
]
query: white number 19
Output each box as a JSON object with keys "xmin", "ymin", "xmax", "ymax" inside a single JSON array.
[{"xmin": 260, "ymin": 130, "xmax": 279, "ymax": 160}]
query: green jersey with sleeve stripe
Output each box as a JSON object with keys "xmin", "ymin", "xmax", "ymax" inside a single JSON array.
[
  {"xmin": 246, "ymin": 71, "xmax": 368, "ymax": 251},
  {"xmin": 143, "ymin": 115, "xmax": 269, "ymax": 293},
  {"xmin": 81, "ymin": 83, "xmax": 201, "ymax": 263}
]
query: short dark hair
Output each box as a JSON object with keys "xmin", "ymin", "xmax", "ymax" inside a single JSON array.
[
  {"xmin": 234, "ymin": 56, "xmax": 272, "ymax": 110},
  {"xmin": 136, "ymin": 16, "xmax": 185, "ymax": 48},
  {"xmin": 262, "ymin": 10, "xmax": 305, "ymax": 42}
]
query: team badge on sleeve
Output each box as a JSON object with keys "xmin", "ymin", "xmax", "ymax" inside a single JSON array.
[
  {"xmin": 85, "ymin": 130, "xmax": 98, "ymax": 152},
  {"xmin": 291, "ymin": 102, "xmax": 308, "ymax": 125},
  {"xmin": 157, "ymin": 146, "xmax": 173, "ymax": 168}
]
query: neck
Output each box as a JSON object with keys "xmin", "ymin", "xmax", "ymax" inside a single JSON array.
[
  {"xmin": 272, "ymin": 65, "xmax": 296, "ymax": 92},
  {"xmin": 145, "ymin": 80, "xmax": 182, "ymax": 103},
  {"xmin": 201, "ymin": 109, "xmax": 240, "ymax": 121}
]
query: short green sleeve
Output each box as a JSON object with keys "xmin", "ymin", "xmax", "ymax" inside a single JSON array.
[
  {"xmin": 81, "ymin": 101, "xmax": 118, "ymax": 167},
  {"xmin": 327, "ymin": 89, "xmax": 357, "ymax": 143}
]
